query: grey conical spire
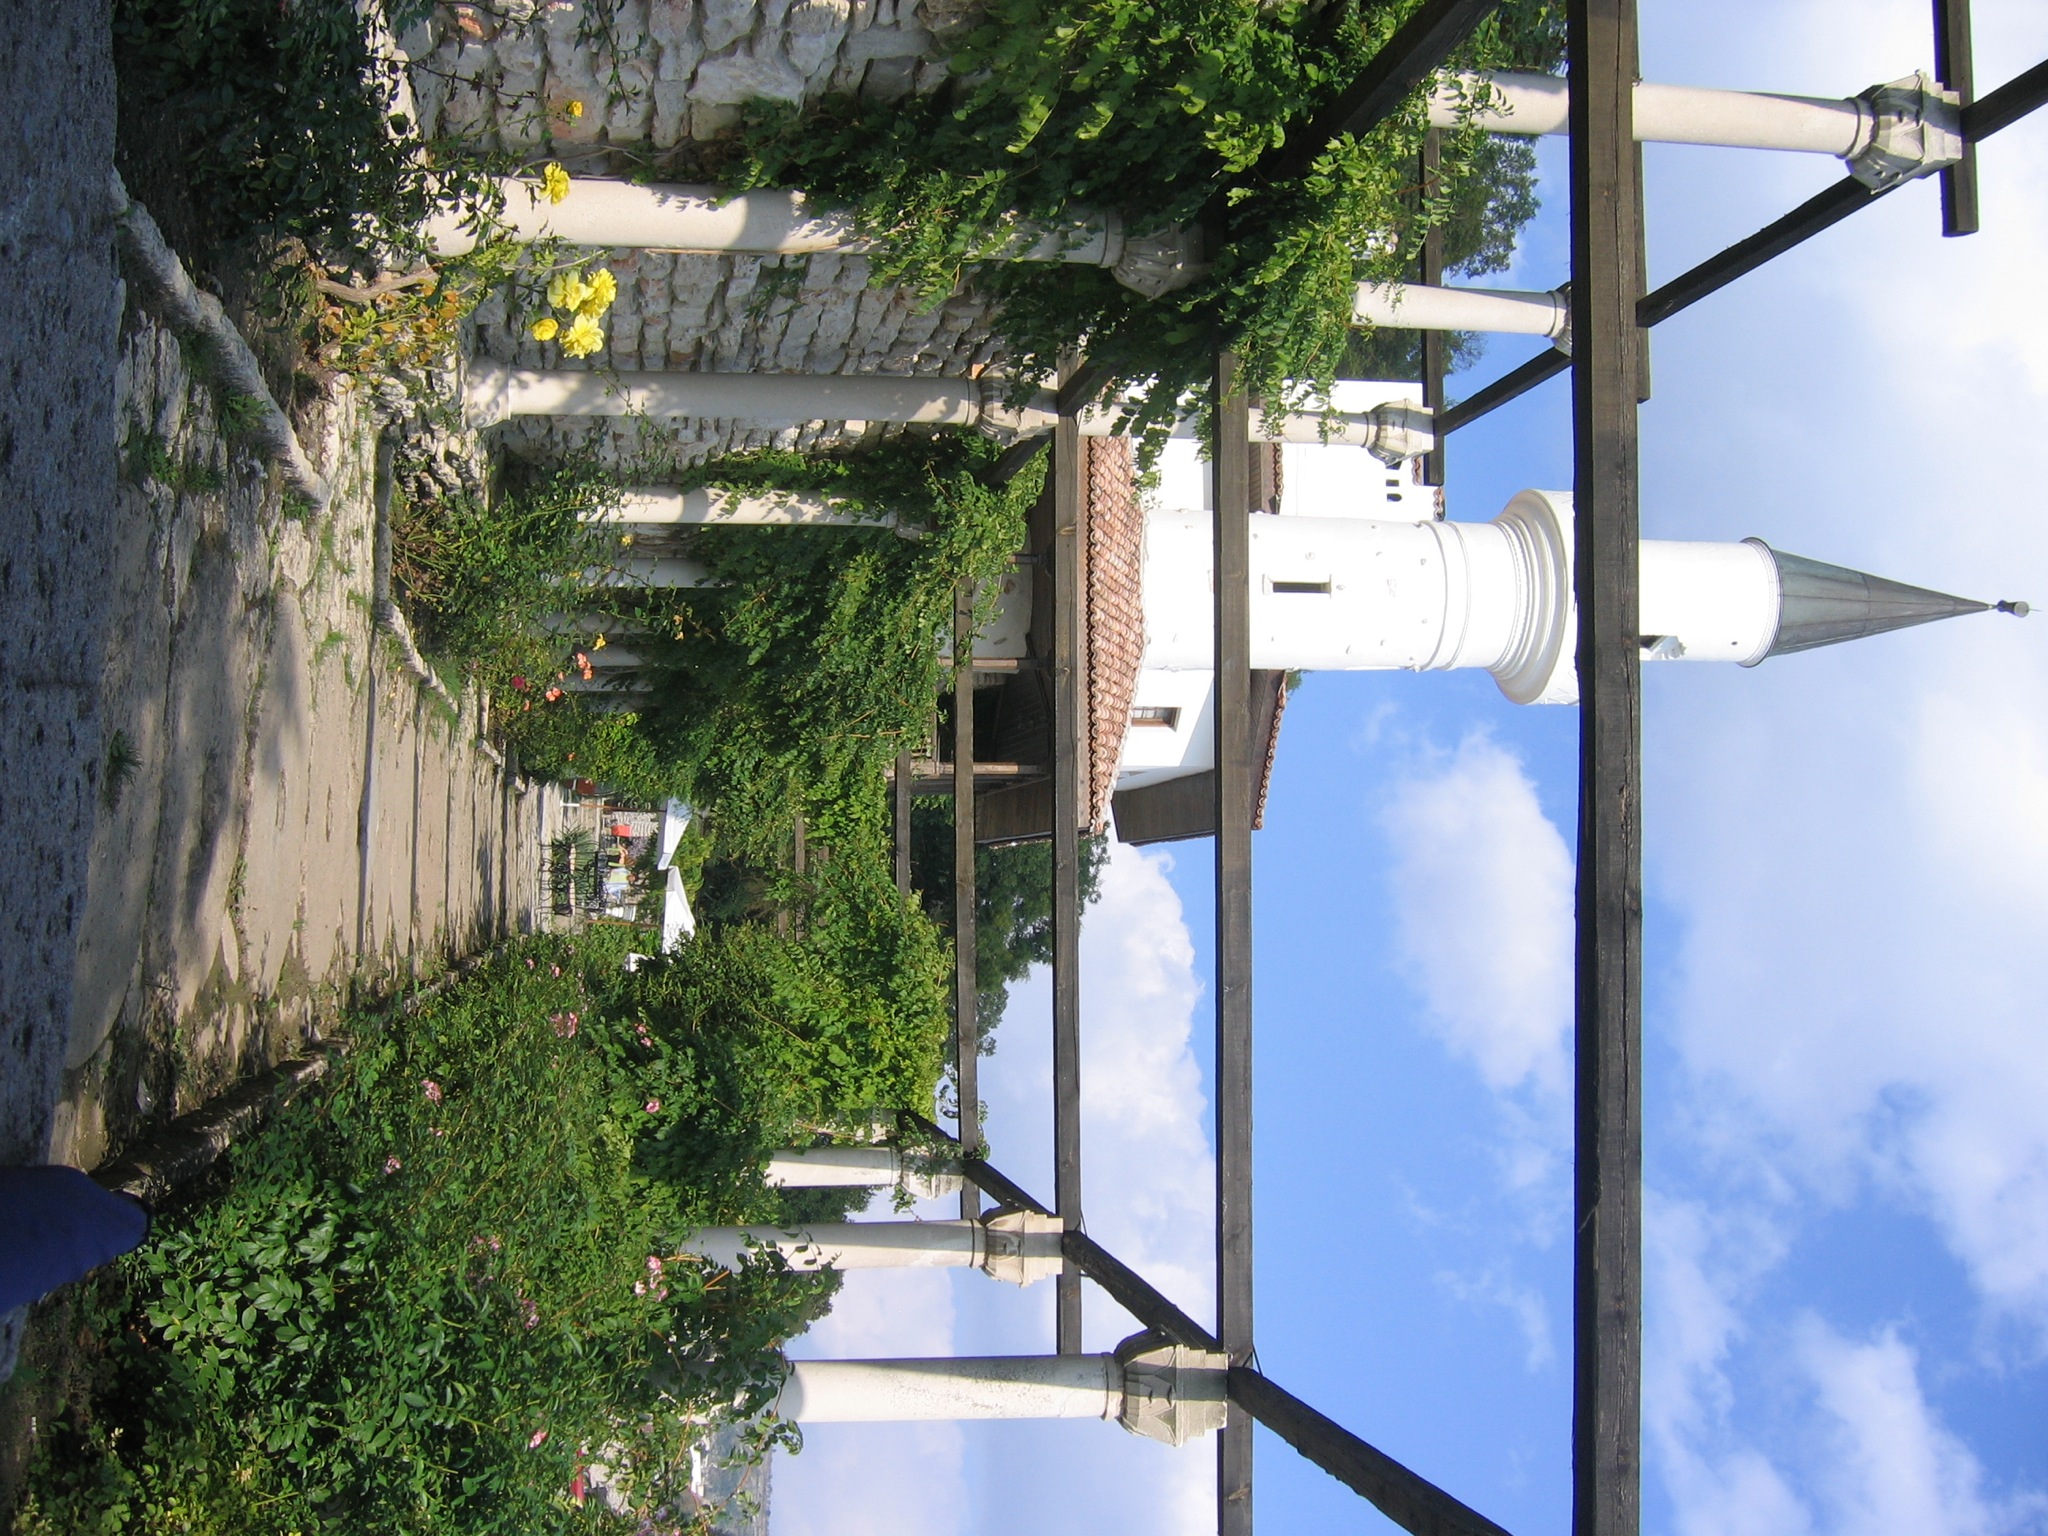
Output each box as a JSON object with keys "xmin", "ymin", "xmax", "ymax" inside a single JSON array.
[{"xmin": 1745, "ymin": 539, "xmax": 2012, "ymax": 660}]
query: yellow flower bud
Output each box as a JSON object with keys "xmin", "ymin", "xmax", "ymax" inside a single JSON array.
[
  {"xmin": 529, "ymin": 316, "xmax": 560, "ymax": 341},
  {"xmin": 566, "ymin": 99, "xmax": 585, "ymax": 119},
  {"xmin": 542, "ymin": 162, "xmax": 570, "ymax": 204}
]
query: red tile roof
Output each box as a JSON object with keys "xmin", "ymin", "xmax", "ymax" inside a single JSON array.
[{"xmin": 1084, "ymin": 437, "xmax": 1145, "ymax": 833}]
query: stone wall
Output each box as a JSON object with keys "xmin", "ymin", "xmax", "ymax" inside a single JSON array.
[
  {"xmin": 402, "ymin": 0, "xmax": 970, "ymax": 159},
  {"xmin": 405, "ymin": 0, "xmax": 1007, "ymax": 472},
  {"xmin": 475, "ymin": 247, "xmax": 1002, "ymax": 471}
]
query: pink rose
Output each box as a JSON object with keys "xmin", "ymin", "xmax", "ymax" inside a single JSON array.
[
  {"xmin": 529, "ymin": 1429, "xmax": 549, "ymax": 1450},
  {"xmin": 422, "ymin": 1079, "xmax": 442, "ymax": 1104},
  {"xmin": 643, "ymin": 1098, "xmax": 661, "ymax": 1114},
  {"xmin": 383, "ymin": 1156, "xmax": 402, "ymax": 1175}
]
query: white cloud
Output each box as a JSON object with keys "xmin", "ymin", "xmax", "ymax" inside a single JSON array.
[
  {"xmin": 1435, "ymin": 1266, "xmax": 1556, "ymax": 1370},
  {"xmin": 776, "ymin": 1268, "xmax": 966, "ymax": 1536},
  {"xmin": 1796, "ymin": 1319, "xmax": 2042, "ymax": 1536},
  {"xmin": 956, "ymin": 840, "xmax": 1217, "ymax": 1536},
  {"xmin": 1646, "ymin": 1200, "xmax": 2045, "ymax": 1536},
  {"xmin": 1381, "ymin": 732, "xmax": 1575, "ymax": 1103}
]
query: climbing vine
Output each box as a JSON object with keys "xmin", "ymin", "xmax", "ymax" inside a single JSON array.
[{"xmin": 727, "ymin": 0, "xmax": 1563, "ymax": 448}]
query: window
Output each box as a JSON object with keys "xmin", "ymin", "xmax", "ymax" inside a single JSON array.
[
  {"xmin": 1270, "ymin": 579, "xmax": 1332, "ymax": 595},
  {"xmin": 1131, "ymin": 705, "xmax": 1181, "ymax": 729}
]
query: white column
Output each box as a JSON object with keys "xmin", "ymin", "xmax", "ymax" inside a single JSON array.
[
  {"xmin": 779, "ymin": 1354, "xmax": 1120, "ymax": 1424},
  {"xmin": 1352, "ymin": 280, "xmax": 1569, "ymax": 343},
  {"xmin": 586, "ymin": 488, "xmax": 894, "ymax": 528},
  {"xmin": 776, "ymin": 1339, "xmax": 1229, "ymax": 1445},
  {"xmin": 592, "ymin": 555, "xmax": 712, "ymax": 588},
  {"xmin": 682, "ymin": 1211, "xmax": 1064, "ymax": 1284},
  {"xmin": 762, "ymin": 1145, "xmax": 965, "ymax": 1200},
  {"xmin": 427, "ymin": 179, "xmax": 1204, "ymax": 297},
  {"xmin": 464, "ymin": 359, "xmax": 1433, "ymax": 460},
  {"xmin": 1431, "ymin": 71, "xmax": 1959, "ymax": 186}
]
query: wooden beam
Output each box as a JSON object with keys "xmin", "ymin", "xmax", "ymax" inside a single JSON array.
[
  {"xmin": 1934, "ymin": 0, "xmax": 1979, "ymax": 236},
  {"xmin": 1213, "ymin": 352, "xmax": 1256, "ymax": 1536},
  {"xmin": 1260, "ymin": 0, "xmax": 1500, "ymax": 186},
  {"xmin": 1633, "ymin": 176, "xmax": 1883, "ymax": 330},
  {"xmin": 923, "ymin": 1136, "xmax": 1517, "ymax": 1536},
  {"xmin": 1052, "ymin": 386, "xmax": 1085, "ymax": 1352},
  {"xmin": 1421, "ymin": 128, "xmax": 1448, "ymax": 489},
  {"xmin": 1435, "ymin": 350, "xmax": 1570, "ymax": 438},
  {"xmin": 1960, "ymin": 54, "xmax": 2048, "ymax": 141},
  {"xmin": 952, "ymin": 582, "xmax": 981, "ymax": 1213},
  {"xmin": 1227, "ymin": 1371, "xmax": 1516, "ymax": 1536},
  {"xmin": 906, "ymin": 758, "xmax": 1044, "ymax": 779},
  {"xmin": 1568, "ymin": 6, "xmax": 1644, "ymax": 1536}
]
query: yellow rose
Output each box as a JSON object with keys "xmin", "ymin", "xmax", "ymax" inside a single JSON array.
[
  {"xmin": 546, "ymin": 270, "xmax": 591, "ymax": 312},
  {"xmin": 566, "ymin": 99, "xmax": 585, "ymax": 119},
  {"xmin": 530, "ymin": 316, "xmax": 560, "ymax": 341},
  {"xmin": 559, "ymin": 313, "xmax": 605, "ymax": 358},
  {"xmin": 542, "ymin": 162, "xmax": 570, "ymax": 204},
  {"xmin": 577, "ymin": 268, "xmax": 618, "ymax": 318}
]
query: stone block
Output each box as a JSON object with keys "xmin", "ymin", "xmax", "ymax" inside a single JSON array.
[
  {"xmin": 691, "ymin": 44, "xmax": 807, "ymax": 105},
  {"xmin": 697, "ymin": 0, "xmax": 755, "ymax": 54},
  {"xmin": 689, "ymin": 99, "xmax": 744, "ymax": 139},
  {"xmin": 651, "ymin": 75, "xmax": 691, "ymax": 145},
  {"xmin": 845, "ymin": 19, "xmax": 932, "ymax": 61},
  {"xmin": 915, "ymin": 59, "xmax": 948, "ymax": 94},
  {"xmin": 656, "ymin": 31, "xmax": 704, "ymax": 80},
  {"xmin": 648, "ymin": 0, "xmax": 694, "ymax": 44},
  {"xmin": 858, "ymin": 54, "xmax": 917, "ymax": 99},
  {"xmin": 541, "ymin": 0, "xmax": 588, "ymax": 70},
  {"xmin": 606, "ymin": 54, "xmax": 657, "ymax": 137},
  {"xmin": 783, "ymin": 0, "xmax": 850, "ymax": 77}
]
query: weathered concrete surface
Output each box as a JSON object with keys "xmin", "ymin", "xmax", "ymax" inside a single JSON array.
[
  {"xmin": 0, "ymin": 0, "xmax": 119, "ymax": 1383},
  {"xmin": 43, "ymin": 314, "xmax": 546, "ymax": 1175}
]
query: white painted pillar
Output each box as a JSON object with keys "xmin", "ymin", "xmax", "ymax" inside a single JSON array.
[
  {"xmin": 1352, "ymin": 280, "xmax": 1570, "ymax": 345},
  {"xmin": 1431, "ymin": 71, "xmax": 1959, "ymax": 187},
  {"xmin": 586, "ymin": 488, "xmax": 894, "ymax": 528},
  {"xmin": 762, "ymin": 1145, "xmax": 965, "ymax": 1200},
  {"xmin": 427, "ymin": 179, "xmax": 1203, "ymax": 297},
  {"xmin": 776, "ymin": 1339, "xmax": 1230, "ymax": 1445},
  {"xmin": 780, "ymin": 1354, "xmax": 1120, "ymax": 1423},
  {"xmin": 682, "ymin": 1211, "xmax": 1064, "ymax": 1285},
  {"xmin": 463, "ymin": 359, "xmax": 1433, "ymax": 461}
]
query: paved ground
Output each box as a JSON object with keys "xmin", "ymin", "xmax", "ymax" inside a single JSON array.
[
  {"xmin": 45, "ymin": 312, "xmax": 546, "ymax": 1172},
  {"xmin": 0, "ymin": 0, "xmax": 119, "ymax": 1174}
]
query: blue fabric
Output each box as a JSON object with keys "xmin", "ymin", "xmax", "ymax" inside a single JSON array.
[{"xmin": 0, "ymin": 1166, "xmax": 150, "ymax": 1311}]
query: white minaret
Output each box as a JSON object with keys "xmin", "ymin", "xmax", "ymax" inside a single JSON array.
[{"xmin": 1136, "ymin": 489, "xmax": 2009, "ymax": 707}]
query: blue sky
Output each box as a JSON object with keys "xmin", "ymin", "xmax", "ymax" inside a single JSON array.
[{"xmin": 777, "ymin": 5, "xmax": 2048, "ymax": 1533}]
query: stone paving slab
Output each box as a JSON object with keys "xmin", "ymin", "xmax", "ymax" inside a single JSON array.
[{"xmin": 45, "ymin": 312, "xmax": 543, "ymax": 1174}]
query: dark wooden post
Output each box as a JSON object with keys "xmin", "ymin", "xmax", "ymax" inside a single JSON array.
[
  {"xmin": 1935, "ymin": 0, "xmax": 1979, "ymax": 236},
  {"xmin": 1568, "ymin": 4, "xmax": 1644, "ymax": 1536},
  {"xmin": 952, "ymin": 580, "xmax": 980, "ymax": 1212},
  {"xmin": 1421, "ymin": 128, "xmax": 1447, "ymax": 489},
  {"xmin": 1051, "ymin": 390, "xmax": 1086, "ymax": 1352},
  {"xmin": 1213, "ymin": 352, "xmax": 1256, "ymax": 1536}
]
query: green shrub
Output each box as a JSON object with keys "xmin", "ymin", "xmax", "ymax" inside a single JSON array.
[
  {"xmin": 113, "ymin": 0, "xmax": 491, "ymax": 265},
  {"xmin": 620, "ymin": 432, "xmax": 1040, "ymax": 856},
  {"xmin": 614, "ymin": 826, "xmax": 954, "ymax": 1208},
  {"xmin": 11, "ymin": 929, "xmax": 900, "ymax": 1536}
]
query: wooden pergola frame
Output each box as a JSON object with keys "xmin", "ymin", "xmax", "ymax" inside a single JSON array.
[{"xmin": 890, "ymin": 3, "xmax": 2048, "ymax": 1531}]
